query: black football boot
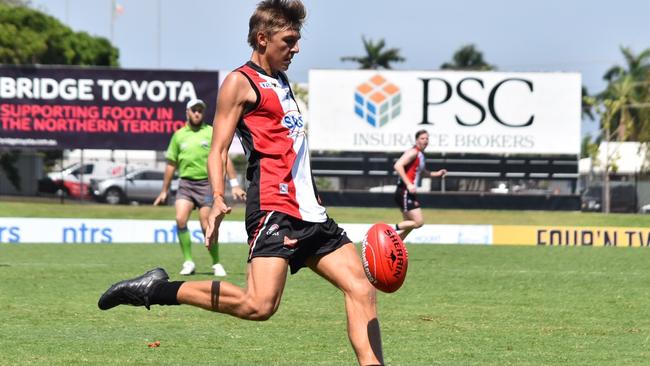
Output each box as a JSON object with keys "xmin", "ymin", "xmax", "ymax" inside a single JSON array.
[{"xmin": 98, "ymin": 268, "xmax": 169, "ymax": 310}]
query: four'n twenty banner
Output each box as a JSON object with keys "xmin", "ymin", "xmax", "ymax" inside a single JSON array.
[{"xmin": 0, "ymin": 65, "xmax": 220, "ymax": 150}]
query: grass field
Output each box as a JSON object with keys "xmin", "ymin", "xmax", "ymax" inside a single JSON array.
[
  {"xmin": 4, "ymin": 199, "xmax": 650, "ymax": 226},
  {"xmin": 1, "ymin": 243, "xmax": 649, "ymax": 365},
  {"xmin": 2, "ymin": 201, "xmax": 650, "ymax": 365}
]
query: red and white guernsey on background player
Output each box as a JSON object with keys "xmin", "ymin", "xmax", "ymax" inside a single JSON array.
[
  {"xmin": 393, "ymin": 129, "xmax": 448, "ymax": 241},
  {"xmin": 97, "ymin": 1, "xmax": 384, "ymax": 365}
]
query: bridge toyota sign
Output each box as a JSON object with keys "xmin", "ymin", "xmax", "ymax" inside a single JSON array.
[
  {"xmin": 308, "ymin": 70, "xmax": 581, "ymax": 154},
  {"xmin": 0, "ymin": 65, "xmax": 219, "ymax": 150}
]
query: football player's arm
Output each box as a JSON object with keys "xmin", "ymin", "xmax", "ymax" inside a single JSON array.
[
  {"xmin": 226, "ymin": 156, "xmax": 246, "ymax": 201},
  {"xmin": 422, "ymin": 165, "xmax": 447, "ymax": 178},
  {"xmin": 205, "ymin": 72, "xmax": 252, "ymax": 246},
  {"xmin": 154, "ymin": 134, "xmax": 178, "ymax": 206},
  {"xmin": 430, "ymin": 168, "xmax": 447, "ymax": 178},
  {"xmin": 153, "ymin": 161, "xmax": 177, "ymax": 206}
]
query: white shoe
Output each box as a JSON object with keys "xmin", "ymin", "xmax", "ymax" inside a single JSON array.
[
  {"xmin": 212, "ymin": 263, "xmax": 227, "ymax": 277},
  {"xmin": 179, "ymin": 261, "xmax": 195, "ymax": 275}
]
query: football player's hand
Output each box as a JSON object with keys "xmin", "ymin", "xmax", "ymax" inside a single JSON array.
[
  {"xmin": 153, "ymin": 191, "xmax": 167, "ymax": 206},
  {"xmin": 231, "ymin": 186, "xmax": 247, "ymax": 201},
  {"xmin": 407, "ymin": 183, "xmax": 417, "ymax": 194},
  {"xmin": 205, "ymin": 196, "xmax": 231, "ymax": 248}
]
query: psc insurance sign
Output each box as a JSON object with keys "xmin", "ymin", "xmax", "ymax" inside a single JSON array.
[
  {"xmin": 309, "ymin": 70, "xmax": 581, "ymax": 154},
  {"xmin": 0, "ymin": 65, "xmax": 220, "ymax": 150}
]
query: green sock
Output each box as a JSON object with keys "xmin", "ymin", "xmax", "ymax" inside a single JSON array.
[
  {"xmin": 177, "ymin": 227, "xmax": 192, "ymax": 262},
  {"xmin": 209, "ymin": 241, "xmax": 220, "ymax": 265}
]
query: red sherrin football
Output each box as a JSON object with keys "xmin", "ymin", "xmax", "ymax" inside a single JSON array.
[{"xmin": 361, "ymin": 223, "xmax": 408, "ymax": 293}]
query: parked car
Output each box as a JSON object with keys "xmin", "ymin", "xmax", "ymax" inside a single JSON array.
[
  {"xmin": 40, "ymin": 162, "xmax": 132, "ymax": 198},
  {"xmin": 581, "ymin": 183, "xmax": 637, "ymax": 213},
  {"xmin": 91, "ymin": 169, "xmax": 178, "ymax": 205}
]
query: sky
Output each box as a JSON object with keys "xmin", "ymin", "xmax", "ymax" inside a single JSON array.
[{"xmin": 28, "ymin": 0, "xmax": 650, "ymax": 138}]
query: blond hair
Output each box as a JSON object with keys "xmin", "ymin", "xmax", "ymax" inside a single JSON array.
[{"xmin": 247, "ymin": 0, "xmax": 306, "ymax": 50}]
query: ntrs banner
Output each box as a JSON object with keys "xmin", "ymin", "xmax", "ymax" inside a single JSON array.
[
  {"xmin": 0, "ymin": 218, "xmax": 493, "ymax": 244},
  {"xmin": 0, "ymin": 65, "xmax": 220, "ymax": 150},
  {"xmin": 308, "ymin": 70, "xmax": 581, "ymax": 154}
]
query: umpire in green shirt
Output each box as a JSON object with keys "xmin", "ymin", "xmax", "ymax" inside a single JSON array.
[{"xmin": 154, "ymin": 98, "xmax": 246, "ymax": 276}]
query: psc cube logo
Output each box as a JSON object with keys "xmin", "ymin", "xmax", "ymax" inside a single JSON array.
[{"xmin": 354, "ymin": 74, "xmax": 401, "ymax": 128}]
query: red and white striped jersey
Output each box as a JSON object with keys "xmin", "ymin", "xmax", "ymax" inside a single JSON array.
[
  {"xmin": 397, "ymin": 146, "xmax": 425, "ymax": 188},
  {"xmin": 235, "ymin": 62, "xmax": 326, "ymax": 223}
]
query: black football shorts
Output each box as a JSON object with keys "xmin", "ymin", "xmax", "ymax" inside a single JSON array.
[
  {"xmin": 394, "ymin": 186, "xmax": 420, "ymax": 212},
  {"xmin": 245, "ymin": 210, "xmax": 351, "ymax": 274}
]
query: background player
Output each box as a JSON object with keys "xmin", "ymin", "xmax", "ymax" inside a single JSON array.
[
  {"xmin": 153, "ymin": 98, "xmax": 246, "ymax": 276},
  {"xmin": 393, "ymin": 129, "xmax": 447, "ymax": 240}
]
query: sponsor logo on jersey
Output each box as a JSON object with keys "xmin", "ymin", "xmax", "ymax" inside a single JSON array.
[
  {"xmin": 259, "ymin": 81, "xmax": 277, "ymax": 89},
  {"xmin": 279, "ymin": 183, "xmax": 289, "ymax": 194},
  {"xmin": 281, "ymin": 110, "xmax": 304, "ymax": 131},
  {"xmin": 281, "ymin": 110, "xmax": 306, "ymax": 139},
  {"xmin": 200, "ymin": 140, "xmax": 210, "ymax": 148}
]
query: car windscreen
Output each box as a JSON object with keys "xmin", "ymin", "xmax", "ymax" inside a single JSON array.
[{"xmin": 70, "ymin": 164, "xmax": 94, "ymax": 177}]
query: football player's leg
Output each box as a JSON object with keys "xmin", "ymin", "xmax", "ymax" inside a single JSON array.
[
  {"xmin": 177, "ymin": 256, "xmax": 288, "ymax": 320},
  {"xmin": 397, "ymin": 208, "xmax": 424, "ymax": 240},
  {"xmin": 175, "ymin": 199, "xmax": 196, "ymax": 273},
  {"xmin": 307, "ymin": 243, "xmax": 383, "ymax": 366}
]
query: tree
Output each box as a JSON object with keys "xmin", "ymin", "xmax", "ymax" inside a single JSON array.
[
  {"xmin": 580, "ymin": 86, "xmax": 597, "ymax": 157},
  {"xmin": 291, "ymin": 82, "xmax": 309, "ymax": 106},
  {"xmin": 585, "ymin": 83, "xmax": 635, "ymax": 213},
  {"xmin": 0, "ymin": 3, "xmax": 119, "ymax": 66},
  {"xmin": 340, "ymin": 36, "xmax": 405, "ymax": 70},
  {"xmin": 581, "ymin": 86, "xmax": 595, "ymax": 121},
  {"xmin": 599, "ymin": 46, "xmax": 650, "ymax": 142},
  {"xmin": 0, "ymin": 2, "xmax": 120, "ymax": 190},
  {"xmin": 440, "ymin": 44, "xmax": 495, "ymax": 71},
  {"xmin": 580, "ymin": 135, "xmax": 598, "ymax": 159},
  {"xmin": 603, "ymin": 46, "xmax": 650, "ymax": 83},
  {"xmin": 584, "ymin": 46, "xmax": 650, "ymax": 213},
  {"xmin": 0, "ymin": 0, "xmax": 30, "ymax": 6}
]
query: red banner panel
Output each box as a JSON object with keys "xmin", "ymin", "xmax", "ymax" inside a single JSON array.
[{"xmin": 0, "ymin": 65, "xmax": 220, "ymax": 150}]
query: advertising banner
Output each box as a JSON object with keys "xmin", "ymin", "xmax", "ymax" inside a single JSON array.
[
  {"xmin": 309, "ymin": 70, "xmax": 581, "ymax": 154},
  {"xmin": 3, "ymin": 218, "xmax": 649, "ymax": 247},
  {"xmin": 0, "ymin": 65, "xmax": 220, "ymax": 150},
  {"xmin": 0, "ymin": 218, "xmax": 246, "ymax": 244},
  {"xmin": 493, "ymin": 225, "xmax": 650, "ymax": 247},
  {"xmin": 0, "ymin": 218, "xmax": 492, "ymax": 245}
]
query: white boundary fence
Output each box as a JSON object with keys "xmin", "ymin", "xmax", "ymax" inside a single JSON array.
[
  {"xmin": 0, "ymin": 218, "xmax": 491, "ymax": 245},
  {"xmin": 3, "ymin": 218, "xmax": 648, "ymax": 247}
]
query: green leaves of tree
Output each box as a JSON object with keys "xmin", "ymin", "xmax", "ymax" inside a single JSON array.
[
  {"xmin": 340, "ymin": 36, "xmax": 405, "ymax": 70},
  {"xmin": 0, "ymin": 3, "xmax": 119, "ymax": 66},
  {"xmin": 440, "ymin": 44, "xmax": 495, "ymax": 71},
  {"xmin": 597, "ymin": 46, "xmax": 650, "ymax": 143},
  {"xmin": 0, "ymin": 2, "xmax": 120, "ymax": 191}
]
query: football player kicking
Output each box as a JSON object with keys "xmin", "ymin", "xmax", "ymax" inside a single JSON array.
[{"xmin": 98, "ymin": 1, "xmax": 384, "ymax": 365}]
